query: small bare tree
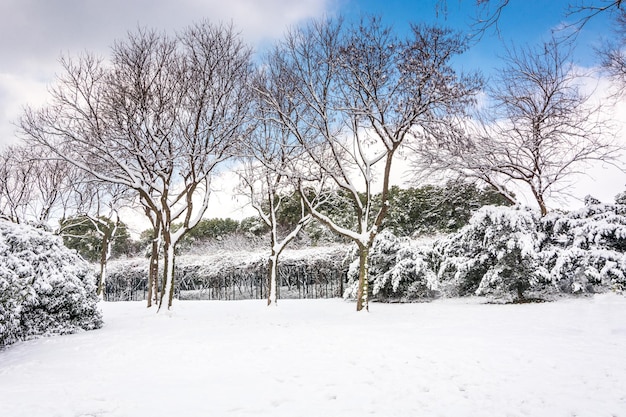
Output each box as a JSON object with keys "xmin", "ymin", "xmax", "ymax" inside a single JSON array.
[{"xmin": 237, "ymin": 113, "xmax": 311, "ymax": 305}]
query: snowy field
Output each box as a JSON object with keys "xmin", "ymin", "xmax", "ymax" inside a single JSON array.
[{"xmin": 1, "ymin": 295, "xmax": 625, "ymax": 417}]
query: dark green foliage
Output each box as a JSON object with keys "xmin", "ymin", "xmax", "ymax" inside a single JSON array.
[
  {"xmin": 382, "ymin": 182, "xmax": 512, "ymax": 236},
  {"xmin": 238, "ymin": 216, "xmax": 270, "ymax": 236},
  {"xmin": 274, "ymin": 182, "xmax": 511, "ymax": 243},
  {"xmin": 170, "ymin": 218, "xmax": 246, "ymax": 251},
  {"xmin": 184, "ymin": 218, "xmax": 240, "ymax": 241}
]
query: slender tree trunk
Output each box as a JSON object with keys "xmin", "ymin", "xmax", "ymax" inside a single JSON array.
[
  {"xmin": 267, "ymin": 253, "xmax": 278, "ymax": 306},
  {"xmin": 356, "ymin": 244, "xmax": 370, "ymax": 312},
  {"xmin": 146, "ymin": 233, "xmax": 160, "ymax": 308},
  {"xmin": 97, "ymin": 232, "xmax": 110, "ymax": 299}
]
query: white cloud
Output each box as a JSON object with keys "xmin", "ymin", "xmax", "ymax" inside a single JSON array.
[{"xmin": 0, "ymin": 0, "xmax": 335, "ymax": 149}]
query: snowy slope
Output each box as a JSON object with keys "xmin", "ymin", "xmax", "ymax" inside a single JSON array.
[{"xmin": 0, "ymin": 295, "xmax": 625, "ymax": 416}]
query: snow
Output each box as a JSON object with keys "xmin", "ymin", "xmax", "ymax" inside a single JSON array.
[{"xmin": 1, "ymin": 295, "xmax": 625, "ymax": 416}]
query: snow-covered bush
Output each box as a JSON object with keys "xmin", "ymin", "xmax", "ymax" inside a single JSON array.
[
  {"xmin": 0, "ymin": 220, "xmax": 102, "ymax": 348},
  {"xmin": 432, "ymin": 206, "xmax": 548, "ymax": 301},
  {"xmin": 540, "ymin": 198, "xmax": 626, "ymax": 293},
  {"xmin": 344, "ymin": 230, "xmax": 437, "ymax": 301}
]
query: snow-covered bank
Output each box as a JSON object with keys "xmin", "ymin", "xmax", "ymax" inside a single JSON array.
[{"xmin": 1, "ymin": 295, "xmax": 625, "ymax": 416}]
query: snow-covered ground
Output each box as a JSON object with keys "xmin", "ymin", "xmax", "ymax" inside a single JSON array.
[{"xmin": 1, "ymin": 295, "xmax": 625, "ymax": 417}]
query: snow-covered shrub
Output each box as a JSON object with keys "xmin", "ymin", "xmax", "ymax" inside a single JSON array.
[
  {"xmin": 432, "ymin": 206, "xmax": 548, "ymax": 301},
  {"xmin": 344, "ymin": 230, "xmax": 437, "ymax": 301},
  {"xmin": 0, "ymin": 220, "xmax": 102, "ymax": 348},
  {"xmin": 540, "ymin": 198, "xmax": 626, "ymax": 293}
]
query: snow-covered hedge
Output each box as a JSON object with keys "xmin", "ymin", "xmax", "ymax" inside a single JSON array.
[
  {"xmin": 432, "ymin": 206, "xmax": 548, "ymax": 301},
  {"xmin": 106, "ymin": 245, "xmax": 350, "ymax": 301},
  {"xmin": 344, "ymin": 230, "xmax": 438, "ymax": 302},
  {"xmin": 430, "ymin": 201, "xmax": 626, "ymax": 301},
  {"xmin": 0, "ymin": 220, "xmax": 102, "ymax": 348},
  {"xmin": 541, "ymin": 198, "xmax": 626, "ymax": 294}
]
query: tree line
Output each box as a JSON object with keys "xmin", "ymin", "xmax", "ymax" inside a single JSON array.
[{"xmin": 1, "ymin": 5, "xmax": 624, "ymax": 310}]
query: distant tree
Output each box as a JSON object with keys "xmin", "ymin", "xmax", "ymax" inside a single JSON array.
[
  {"xmin": 186, "ymin": 218, "xmax": 240, "ymax": 241},
  {"xmin": 238, "ymin": 216, "xmax": 270, "ymax": 236},
  {"xmin": 173, "ymin": 217, "xmax": 241, "ymax": 251},
  {"xmin": 56, "ymin": 177, "xmax": 133, "ymax": 298}
]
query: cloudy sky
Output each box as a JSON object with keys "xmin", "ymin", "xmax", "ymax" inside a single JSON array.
[{"xmin": 0, "ymin": 0, "xmax": 623, "ymax": 215}]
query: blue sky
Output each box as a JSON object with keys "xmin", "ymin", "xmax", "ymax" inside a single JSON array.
[{"xmin": 339, "ymin": 0, "xmax": 615, "ymax": 74}]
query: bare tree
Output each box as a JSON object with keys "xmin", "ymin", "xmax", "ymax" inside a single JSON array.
[
  {"xmin": 20, "ymin": 21, "xmax": 252, "ymax": 310},
  {"xmin": 416, "ymin": 39, "xmax": 621, "ymax": 216},
  {"xmin": 238, "ymin": 103, "xmax": 311, "ymax": 305},
  {"xmin": 258, "ymin": 17, "xmax": 480, "ymax": 311},
  {"xmin": 440, "ymin": 0, "xmax": 623, "ymax": 32}
]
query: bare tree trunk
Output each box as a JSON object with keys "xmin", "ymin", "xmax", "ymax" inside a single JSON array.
[
  {"xmin": 97, "ymin": 232, "xmax": 109, "ymax": 298},
  {"xmin": 146, "ymin": 234, "xmax": 160, "ymax": 308},
  {"xmin": 356, "ymin": 244, "xmax": 369, "ymax": 312},
  {"xmin": 532, "ymin": 188, "xmax": 548, "ymax": 217},
  {"xmin": 267, "ymin": 253, "xmax": 278, "ymax": 306},
  {"xmin": 158, "ymin": 235, "xmax": 176, "ymax": 311}
]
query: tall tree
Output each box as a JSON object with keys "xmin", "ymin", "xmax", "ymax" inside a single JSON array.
[
  {"xmin": 20, "ymin": 21, "xmax": 252, "ymax": 310},
  {"xmin": 258, "ymin": 17, "xmax": 480, "ymax": 311}
]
